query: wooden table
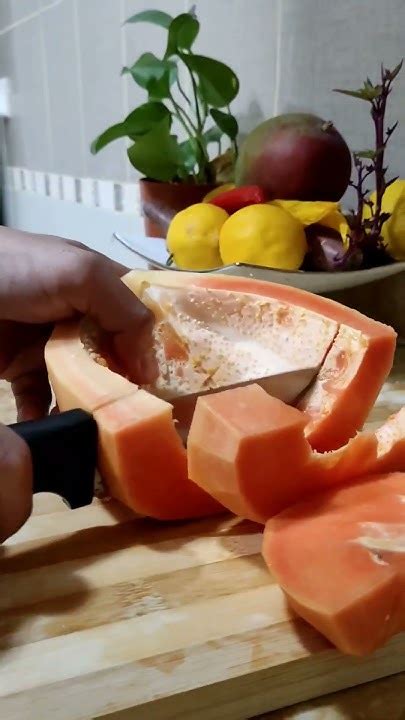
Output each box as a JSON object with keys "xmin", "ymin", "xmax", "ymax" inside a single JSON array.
[{"xmin": 1, "ymin": 349, "xmax": 405, "ymax": 719}]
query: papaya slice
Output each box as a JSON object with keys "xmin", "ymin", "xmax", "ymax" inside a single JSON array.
[
  {"xmin": 45, "ymin": 269, "xmax": 395, "ymax": 520},
  {"xmin": 124, "ymin": 269, "xmax": 396, "ymax": 451},
  {"xmin": 262, "ymin": 472, "xmax": 405, "ymax": 656},
  {"xmin": 187, "ymin": 384, "xmax": 405, "ymax": 523},
  {"xmin": 44, "ymin": 320, "xmax": 222, "ymax": 520}
]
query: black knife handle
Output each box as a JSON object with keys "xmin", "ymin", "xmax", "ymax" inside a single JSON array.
[{"xmin": 9, "ymin": 409, "xmax": 98, "ymax": 509}]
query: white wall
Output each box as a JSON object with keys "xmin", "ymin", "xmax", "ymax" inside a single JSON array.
[{"xmin": 1, "ymin": 0, "xmax": 404, "ymax": 251}]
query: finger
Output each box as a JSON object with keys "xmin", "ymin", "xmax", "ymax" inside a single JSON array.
[
  {"xmin": 1, "ymin": 333, "xmax": 53, "ymax": 420},
  {"xmin": 65, "ymin": 256, "xmax": 158, "ymax": 384},
  {"xmin": 63, "ymin": 239, "xmax": 130, "ymax": 278},
  {"xmin": 0, "ymin": 423, "xmax": 33, "ymax": 543},
  {"xmin": 12, "ymin": 368, "xmax": 52, "ymax": 421}
]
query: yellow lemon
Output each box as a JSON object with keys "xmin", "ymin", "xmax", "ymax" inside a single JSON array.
[
  {"xmin": 202, "ymin": 183, "xmax": 235, "ymax": 202},
  {"xmin": 219, "ymin": 203, "xmax": 307, "ymax": 270},
  {"xmin": 269, "ymin": 199, "xmax": 339, "ymax": 226},
  {"xmin": 320, "ymin": 209, "xmax": 351, "ymax": 247},
  {"xmin": 167, "ymin": 203, "xmax": 228, "ymax": 270},
  {"xmin": 364, "ymin": 179, "xmax": 405, "ymax": 260}
]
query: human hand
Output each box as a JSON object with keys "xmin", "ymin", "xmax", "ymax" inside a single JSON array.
[
  {"xmin": 0, "ymin": 227, "xmax": 157, "ymax": 421},
  {"xmin": 0, "ymin": 227, "xmax": 158, "ymax": 542}
]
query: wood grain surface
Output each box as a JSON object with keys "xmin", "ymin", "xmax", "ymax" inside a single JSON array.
[{"xmin": 1, "ymin": 374, "xmax": 405, "ymax": 720}]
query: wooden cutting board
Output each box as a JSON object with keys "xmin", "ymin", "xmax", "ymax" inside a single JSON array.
[{"xmin": 1, "ymin": 494, "xmax": 405, "ymax": 720}]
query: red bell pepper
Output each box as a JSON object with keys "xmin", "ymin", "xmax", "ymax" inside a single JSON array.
[{"xmin": 209, "ymin": 185, "xmax": 266, "ymax": 214}]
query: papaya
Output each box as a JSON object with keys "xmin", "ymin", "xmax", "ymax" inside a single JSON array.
[
  {"xmin": 44, "ymin": 320, "xmax": 222, "ymax": 520},
  {"xmin": 262, "ymin": 472, "xmax": 405, "ymax": 656},
  {"xmin": 45, "ymin": 269, "xmax": 396, "ymax": 520},
  {"xmin": 124, "ymin": 270, "xmax": 396, "ymax": 451},
  {"xmin": 187, "ymin": 384, "xmax": 405, "ymax": 522}
]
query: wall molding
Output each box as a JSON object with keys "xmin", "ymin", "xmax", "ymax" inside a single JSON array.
[{"xmin": 3, "ymin": 166, "xmax": 141, "ymax": 216}]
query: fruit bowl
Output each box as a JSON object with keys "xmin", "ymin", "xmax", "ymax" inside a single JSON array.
[{"xmin": 113, "ymin": 232, "xmax": 405, "ymax": 295}]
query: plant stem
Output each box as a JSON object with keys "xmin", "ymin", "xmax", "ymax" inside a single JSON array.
[
  {"xmin": 370, "ymin": 93, "xmax": 387, "ymax": 238},
  {"xmin": 176, "ymin": 77, "xmax": 192, "ymax": 107}
]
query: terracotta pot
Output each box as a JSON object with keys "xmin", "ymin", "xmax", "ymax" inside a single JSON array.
[
  {"xmin": 324, "ymin": 270, "xmax": 405, "ymax": 342},
  {"xmin": 139, "ymin": 178, "xmax": 216, "ymax": 238}
]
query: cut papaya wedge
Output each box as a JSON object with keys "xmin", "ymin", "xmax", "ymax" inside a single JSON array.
[
  {"xmin": 44, "ymin": 320, "xmax": 222, "ymax": 520},
  {"xmin": 45, "ymin": 269, "xmax": 396, "ymax": 520},
  {"xmin": 262, "ymin": 473, "xmax": 405, "ymax": 656},
  {"xmin": 187, "ymin": 384, "xmax": 405, "ymax": 523},
  {"xmin": 123, "ymin": 269, "xmax": 396, "ymax": 451}
]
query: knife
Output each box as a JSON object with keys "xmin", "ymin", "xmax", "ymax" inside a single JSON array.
[{"xmin": 8, "ymin": 365, "xmax": 318, "ymax": 510}]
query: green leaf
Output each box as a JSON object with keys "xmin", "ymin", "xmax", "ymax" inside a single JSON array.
[
  {"xmin": 124, "ymin": 10, "xmax": 172, "ymax": 28},
  {"xmin": 125, "ymin": 101, "xmax": 171, "ymax": 138},
  {"xmin": 387, "ymin": 59, "xmax": 403, "ymax": 81},
  {"xmin": 334, "ymin": 88, "xmax": 371, "ymax": 101},
  {"xmin": 334, "ymin": 84, "xmax": 382, "ymax": 101},
  {"xmin": 184, "ymin": 54, "xmax": 239, "ymax": 107},
  {"xmin": 122, "ymin": 53, "xmax": 166, "ymax": 88},
  {"xmin": 90, "ymin": 122, "xmax": 128, "ymax": 154},
  {"xmin": 123, "ymin": 53, "xmax": 177, "ymax": 99},
  {"xmin": 165, "ymin": 13, "xmax": 199, "ymax": 57},
  {"xmin": 210, "ymin": 109, "xmax": 238, "ymax": 140},
  {"xmin": 90, "ymin": 102, "xmax": 172, "ymax": 154},
  {"xmin": 179, "ymin": 137, "xmax": 199, "ymax": 174},
  {"xmin": 354, "ymin": 149, "xmax": 378, "ymax": 160},
  {"xmin": 127, "ymin": 118, "xmax": 182, "ymax": 182},
  {"xmin": 203, "ymin": 125, "xmax": 223, "ymax": 144}
]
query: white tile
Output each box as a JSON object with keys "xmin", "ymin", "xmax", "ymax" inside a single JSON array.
[
  {"xmin": 9, "ymin": 0, "xmax": 39, "ymax": 24},
  {"xmin": 12, "ymin": 167, "xmax": 21, "ymax": 191},
  {"xmin": 121, "ymin": 182, "xmax": 139, "ymax": 214},
  {"xmin": 8, "ymin": 13, "xmax": 51, "ymax": 170},
  {"xmin": 81, "ymin": 177, "xmax": 95, "ymax": 208},
  {"xmin": 0, "ymin": 2, "xmax": 12, "ymax": 31},
  {"xmin": 61, "ymin": 175, "xmax": 76, "ymax": 203},
  {"xmin": 41, "ymin": 0, "xmax": 84, "ymax": 176},
  {"xmin": 193, "ymin": 0, "xmax": 279, "ymax": 139},
  {"xmin": 76, "ymin": 0, "xmax": 127, "ymax": 181},
  {"xmin": 98, "ymin": 179, "xmax": 115, "ymax": 211},
  {"xmin": 277, "ymin": 0, "xmax": 405, "ymax": 190},
  {"xmin": 34, "ymin": 170, "xmax": 46, "ymax": 195},
  {"xmin": 48, "ymin": 172, "xmax": 60, "ymax": 200}
]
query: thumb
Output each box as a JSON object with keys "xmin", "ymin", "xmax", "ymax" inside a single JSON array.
[
  {"xmin": 66, "ymin": 256, "xmax": 158, "ymax": 384},
  {"xmin": 0, "ymin": 423, "xmax": 33, "ymax": 542}
]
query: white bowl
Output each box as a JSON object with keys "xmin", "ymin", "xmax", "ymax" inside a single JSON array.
[{"xmin": 113, "ymin": 232, "xmax": 405, "ymax": 295}]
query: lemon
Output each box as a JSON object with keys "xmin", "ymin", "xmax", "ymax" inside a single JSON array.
[
  {"xmin": 364, "ymin": 179, "xmax": 405, "ymax": 260},
  {"xmin": 321, "ymin": 209, "xmax": 351, "ymax": 246},
  {"xmin": 219, "ymin": 203, "xmax": 307, "ymax": 270},
  {"xmin": 167, "ymin": 203, "xmax": 228, "ymax": 270},
  {"xmin": 269, "ymin": 199, "xmax": 339, "ymax": 226},
  {"xmin": 202, "ymin": 184, "xmax": 235, "ymax": 202}
]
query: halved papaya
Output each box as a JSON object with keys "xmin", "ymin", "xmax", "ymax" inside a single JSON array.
[
  {"xmin": 187, "ymin": 384, "xmax": 405, "ymax": 523},
  {"xmin": 262, "ymin": 473, "xmax": 405, "ymax": 656},
  {"xmin": 44, "ymin": 319, "xmax": 222, "ymax": 520},
  {"xmin": 45, "ymin": 269, "xmax": 396, "ymax": 520},
  {"xmin": 124, "ymin": 269, "xmax": 396, "ymax": 451}
]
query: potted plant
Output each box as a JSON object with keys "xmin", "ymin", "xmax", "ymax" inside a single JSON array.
[{"xmin": 91, "ymin": 7, "xmax": 240, "ymax": 237}]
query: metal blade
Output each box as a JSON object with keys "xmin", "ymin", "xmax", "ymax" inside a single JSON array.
[{"xmin": 169, "ymin": 365, "xmax": 319, "ymax": 444}]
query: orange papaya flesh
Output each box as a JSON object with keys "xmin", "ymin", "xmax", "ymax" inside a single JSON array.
[
  {"xmin": 124, "ymin": 269, "xmax": 396, "ymax": 452},
  {"xmin": 187, "ymin": 384, "xmax": 405, "ymax": 523},
  {"xmin": 95, "ymin": 391, "xmax": 220, "ymax": 520},
  {"xmin": 44, "ymin": 320, "xmax": 222, "ymax": 520},
  {"xmin": 262, "ymin": 473, "xmax": 405, "ymax": 656}
]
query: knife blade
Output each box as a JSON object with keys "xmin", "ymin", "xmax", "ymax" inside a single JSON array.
[
  {"xmin": 8, "ymin": 365, "xmax": 318, "ymax": 510},
  {"xmin": 168, "ymin": 364, "xmax": 319, "ymax": 444}
]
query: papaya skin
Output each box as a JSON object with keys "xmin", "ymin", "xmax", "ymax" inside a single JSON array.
[{"xmin": 123, "ymin": 269, "xmax": 396, "ymax": 452}]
